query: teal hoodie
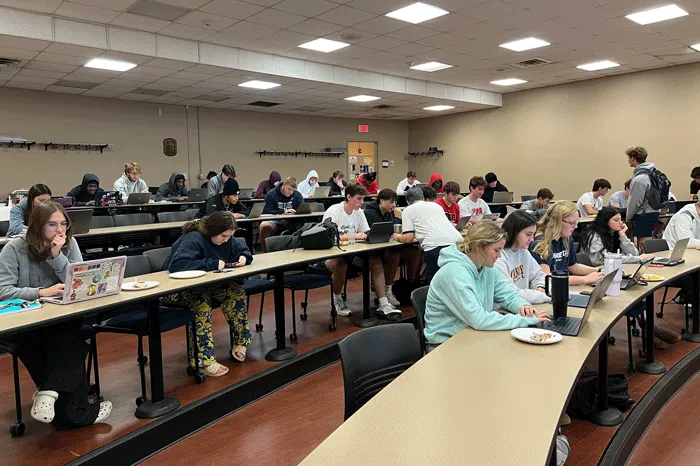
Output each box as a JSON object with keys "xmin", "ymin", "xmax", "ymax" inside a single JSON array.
[{"xmin": 424, "ymin": 244, "xmax": 539, "ymax": 344}]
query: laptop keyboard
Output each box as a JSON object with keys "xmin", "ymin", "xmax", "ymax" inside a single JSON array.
[
  {"xmin": 568, "ymin": 295, "xmax": 590, "ymax": 308},
  {"xmin": 539, "ymin": 317, "xmax": 580, "ymax": 335}
]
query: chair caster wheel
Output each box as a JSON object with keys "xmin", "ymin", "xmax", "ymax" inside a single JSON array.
[
  {"xmin": 135, "ymin": 396, "xmax": 148, "ymax": 406},
  {"xmin": 656, "ymin": 312, "xmax": 664, "ymax": 319},
  {"xmin": 88, "ymin": 383, "xmax": 98, "ymax": 396},
  {"xmin": 137, "ymin": 355, "xmax": 148, "ymax": 366},
  {"xmin": 186, "ymin": 366, "xmax": 196, "ymax": 376},
  {"xmin": 632, "ymin": 328, "xmax": 641, "ymax": 337},
  {"xmin": 329, "ymin": 323, "xmax": 337, "ymax": 331},
  {"xmin": 301, "ymin": 302, "xmax": 308, "ymax": 309},
  {"xmin": 290, "ymin": 333, "xmax": 298, "ymax": 342},
  {"xmin": 255, "ymin": 323, "xmax": 263, "ymax": 332},
  {"xmin": 195, "ymin": 373, "xmax": 206, "ymax": 384},
  {"xmin": 608, "ymin": 335, "xmax": 616, "ymax": 345},
  {"xmin": 300, "ymin": 314, "xmax": 308, "ymax": 321},
  {"xmin": 9, "ymin": 422, "xmax": 25, "ymax": 437}
]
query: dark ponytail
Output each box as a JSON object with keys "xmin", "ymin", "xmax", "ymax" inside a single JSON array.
[
  {"xmin": 182, "ymin": 211, "xmax": 236, "ymax": 237},
  {"xmin": 25, "ymin": 183, "xmax": 52, "ymax": 224},
  {"xmin": 580, "ymin": 207, "xmax": 621, "ymax": 253}
]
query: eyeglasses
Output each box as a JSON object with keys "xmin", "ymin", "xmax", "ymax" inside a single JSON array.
[
  {"xmin": 562, "ymin": 220, "xmax": 578, "ymax": 228},
  {"xmin": 45, "ymin": 221, "xmax": 70, "ymax": 231}
]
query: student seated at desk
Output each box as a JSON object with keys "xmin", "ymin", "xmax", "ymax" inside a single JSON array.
[
  {"xmin": 259, "ymin": 177, "xmax": 304, "ymax": 253},
  {"xmin": 208, "ymin": 164, "xmax": 236, "ymax": 198},
  {"xmin": 427, "ymin": 173, "xmax": 444, "ymax": 193},
  {"xmin": 576, "ymin": 179, "xmax": 611, "ymax": 217},
  {"xmin": 423, "ymin": 222, "xmax": 549, "ymax": 351},
  {"xmin": 201, "ymin": 171, "xmax": 217, "ymax": 189},
  {"xmin": 483, "ymin": 172, "xmax": 508, "ymax": 203},
  {"xmin": 689, "ymin": 166, "xmax": 700, "ymax": 201},
  {"xmin": 8, "ymin": 184, "xmax": 53, "ymax": 237},
  {"xmin": 356, "ymin": 172, "xmax": 378, "ymax": 194},
  {"xmin": 0, "ymin": 201, "xmax": 112, "ymax": 428},
  {"xmin": 323, "ymin": 184, "xmax": 401, "ymax": 318},
  {"xmin": 607, "ymin": 180, "xmax": 630, "ymax": 209},
  {"xmin": 458, "ymin": 176, "xmax": 492, "ymax": 224},
  {"xmin": 67, "ymin": 174, "xmax": 105, "ymax": 206},
  {"xmin": 520, "ymin": 188, "xmax": 553, "ymax": 212},
  {"xmin": 662, "ymin": 199, "xmax": 700, "ymax": 249},
  {"xmin": 163, "ymin": 212, "xmax": 253, "ymax": 374},
  {"xmin": 198, "ymin": 178, "xmax": 248, "ymax": 219},
  {"xmin": 396, "ymin": 171, "xmax": 420, "ymax": 193},
  {"xmin": 530, "ymin": 201, "xmax": 605, "ymax": 285},
  {"xmin": 255, "ymin": 170, "xmax": 281, "ymax": 199},
  {"xmin": 156, "ymin": 172, "xmax": 189, "ymax": 202},
  {"xmin": 298, "ymin": 170, "xmax": 319, "ymax": 198},
  {"xmin": 435, "ymin": 181, "xmax": 460, "ymax": 224},
  {"xmin": 114, "ymin": 162, "xmax": 149, "ymax": 201},
  {"xmin": 579, "ymin": 207, "xmax": 652, "ymax": 265},
  {"xmin": 495, "ymin": 211, "xmax": 551, "ymax": 304},
  {"xmin": 328, "ymin": 170, "xmax": 347, "ymax": 196}
]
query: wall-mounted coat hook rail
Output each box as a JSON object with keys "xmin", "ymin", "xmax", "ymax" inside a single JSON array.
[
  {"xmin": 0, "ymin": 139, "xmax": 36, "ymax": 150},
  {"xmin": 256, "ymin": 150, "xmax": 345, "ymax": 158},
  {"xmin": 41, "ymin": 143, "xmax": 111, "ymax": 153},
  {"xmin": 408, "ymin": 150, "xmax": 445, "ymax": 157}
]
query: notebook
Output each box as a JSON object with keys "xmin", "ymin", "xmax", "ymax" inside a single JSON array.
[{"xmin": 41, "ymin": 256, "xmax": 126, "ymax": 305}]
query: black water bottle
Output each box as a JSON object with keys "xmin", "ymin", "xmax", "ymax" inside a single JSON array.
[{"xmin": 545, "ymin": 270, "xmax": 569, "ymax": 318}]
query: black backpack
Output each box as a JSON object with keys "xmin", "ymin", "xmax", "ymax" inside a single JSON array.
[
  {"xmin": 285, "ymin": 218, "xmax": 341, "ymax": 250},
  {"xmin": 567, "ymin": 372, "xmax": 634, "ymax": 419},
  {"xmin": 638, "ymin": 167, "xmax": 671, "ymax": 210}
]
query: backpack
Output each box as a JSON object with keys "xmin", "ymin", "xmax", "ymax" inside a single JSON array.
[
  {"xmin": 637, "ymin": 167, "xmax": 671, "ymax": 210},
  {"xmin": 567, "ymin": 372, "xmax": 634, "ymax": 419},
  {"xmin": 391, "ymin": 278, "xmax": 425, "ymax": 306},
  {"xmin": 285, "ymin": 218, "xmax": 341, "ymax": 250}
]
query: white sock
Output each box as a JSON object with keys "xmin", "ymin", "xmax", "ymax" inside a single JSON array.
[
  {"xmin": 378, "ymin": 297, "xmax": 389, "ymax": 306},
  {"xmin": 334, "ymin": 293, "xmax": 344, "ymax": 303},
  {"xmin": 385, "ymin": 285, "xmax": 392, "ymax": 295}
]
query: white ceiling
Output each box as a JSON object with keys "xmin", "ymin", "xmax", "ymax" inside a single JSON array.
[{"xmin": 1, "ymin": 0, "xmax": 700, "ymax": 118}]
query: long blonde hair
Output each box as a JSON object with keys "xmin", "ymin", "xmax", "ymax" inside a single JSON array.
[
  {"xmin": 533, "ymin": 200, "xmax": 578, "ymax": 260},
  {"xmin": 457, "ymin": 221, "xmax": 506, "ymax": 267}
]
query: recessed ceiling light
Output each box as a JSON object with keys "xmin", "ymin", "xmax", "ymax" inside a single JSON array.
[
  {"xmin": 299, "ymin": 38, "xmax": 349, "ymax": 53},
  {"xmin": 84, "ymin": 58, "xmax": 136, "ymax": 72},
  {"xmin": 238, "ymin": 80, "xmax": 281, "ymax": 90},
  {"xmin": 499, "ymin": 37, "xmax": 550, "ymax": 52},
  {"xmin": 345, "ymin": 95, "xmax": 381, "ymax": 102},
  {"xmin": 423, "ymin": 105, "xmax": 455, "ymax": 111},
  {"xmin": 577, "ymin": 60, "xmax": 620, "ymax": 71},
  {"xmin": 625, "ymin": 4, "xmax": 688, "ymax": 25},
  {"xmin": 385, "ymin": 2, "xmax": 449, "ymax": 24},
  {"xmin": 410, "ymin": 61, "xmax": 453, "ymax": 72},
  {"xmin": 490, "ymin": 78, "xmax": 527, "ymax": 86},
  {"xmin": 691, "ymin": 43, "xmax": 700, "ymax": 52}
]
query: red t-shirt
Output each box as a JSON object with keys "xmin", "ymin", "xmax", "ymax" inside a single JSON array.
[{"xmin": 435, "ymin": 198, "xmax": 460, "ymax": 223}]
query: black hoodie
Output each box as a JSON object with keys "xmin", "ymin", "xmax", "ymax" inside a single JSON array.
[
  {"xmin": 262, "ymin": 185, "xmax": 303, "ymax": 214},
  {"xmin": 328, "ymin": 176, "xmax": 348, "ymax": 196},
  {"xmin": 156, "ymin": 172, "xmax": 189, "ymax": 201},
  {"xmin": 67, "ymin": 174, "xmax": 105, "ymax": 205},
  {"xmin": 363, "ymin": 201, "xmax": 400, "ymax": 227}
]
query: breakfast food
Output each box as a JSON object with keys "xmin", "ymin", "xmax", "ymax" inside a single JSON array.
[
  {"xmin": 132, "ymin": 277, "xmax": 148, "ymax": 289},
  {"xmin": 531, "ymin": 332, "xmax": 554, "ymax": 342}
]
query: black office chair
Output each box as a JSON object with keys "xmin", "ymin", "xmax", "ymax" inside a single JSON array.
[
  {"xmin": 90, "ymin": 215, "xmax": 115, "ymax": 229},
  {"xmin": 0, "ymin": 220, "xmax": 9, "ymax": 236},
  {"xmin": 148, "ymin": 186, "xmax": 159, "ymax": 195},
  {"xmin": 410, "ymin": 286, "xmax": 429, "ymax": 353},
  {"xmin": 186, "ymin": 208, "xmax": 199, "ymax": 220},
  {"xmin": 642, "ymin": 238, "xmax": 679, "ymax": 319},
  {"xmin": 338, "ymin": 324, "xmax": 422, "ymax": 420},
  {"xmin": 265, "ymin": 236, "xmax": 336, "ymax": 339},
  {"xmin": 576, "ymin": 252, "xmax": 594, "ymax": 267},
  {"xmin": 157, "ymin": 211, "xmax": 189, "ymax": 223},
  {"xmin": 144, "ymin": 247, "xmax": 172, "ymax": 271},
  {"xmin": 113, "ymin": 213, "xmax": 155, "ymax": 250},
  {"xmin": 79, "ymin": 216, "xmax": 116, "ymax": 255},
  {"xmin": 521, "ymin": 195, "xmax": 536, "ymax": 201}
]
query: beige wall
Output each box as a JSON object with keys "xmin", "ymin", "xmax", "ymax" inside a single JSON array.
[
  {"xmin": 408, "ymin": 62, "xmax": 700, "ymax": 202},
  {"xmin": 0, "ymin": 87, "xmax": 409, "ymax": 198}
]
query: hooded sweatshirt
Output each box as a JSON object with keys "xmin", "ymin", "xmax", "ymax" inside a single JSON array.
[
  {"xmin": 357, "ymin": 173, "xmax": 378, "ymax": 194},
  {"xmin": 328, "ymin": 176, "xmax": 347, "ymax": 196},
  {"xmin": 662, "ymin": 203, "xmax": 700, "ymax": 249},
  {"xmin": 7, "ymin": 199, "xmax": 29, "ymax": 237},
  {"xmin": 428, "ymin": 173, "xmax": 444, "ymax": 193},
  {"xmin": 363, "ymin": 200, "xmax": 400, "ymax": 227},
  {"xmin": 114, "ymin": 173, "xmax": 148, "ymax": 200},
  {"xmin": 256, "ymin": 171, "xmax": 282, "ymax": 199},
  {"xmin": 424, "ymin": 244, "xmax": 537, "ymax": 344},
  {"xmin": 262, "ymin": 184, "xmax": 303, "ymax": 214},
  {"xmin": 483, "ymin": 181, "xmax": 509, "ymax": 203},
  {"xmin": 494, "ymin": 248, "xmax": 552, "ymax": 305},
  {"xmin": 626, "ymin": 161, "xmax": 659, "ymax": 221},
  {"xmin": 297, "ymin": 170, "xmax": 319, "ymax": 198},
  {"xmin": 67, "ymin": 174, "xmax": 104, "ymax": 206},
  {"xmin": 580, "ymin": 231, "xmax": 641, "ymax": 266},
  {"xmin": 198, "ymin": 194, "xmax": 249, "ymax": 218},
  {"xmin": 156, "ymin": 172, "xmax": 189, "ymax": 201},
  {"xmin": 164, "ymin": 231, "xmax": 252, "ymax": 273}
]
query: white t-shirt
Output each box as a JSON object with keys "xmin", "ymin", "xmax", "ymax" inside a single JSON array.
[
  {"xmin": 458, "ymin": 196, "xmax": 491, "ymax": 219},
  {"xmin": 401, "ymin": 201, "xmax": 462, "ymax": 251},
  {"xmin": 323, "ymin": 202, "xmax": 369, "ymax": 235},
  {"xmin": 396, "ymin": 178, "xmax": 420, "ymax": 193},
  {"xmin": 576, "ymin": 192, "xmax": 602, "ymax": 217}
]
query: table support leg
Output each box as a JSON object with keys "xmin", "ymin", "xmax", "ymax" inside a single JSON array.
[
  {"xmin": 355, "ymin": 254, "xmax": 379, "ymax": 328},
  {"xmin": 682, "ymin": 271, "xmax": 700, "ymax": 343},
  {"xmin": 590, "ymin": 331, "xmax": 623, "ymax": 426},
  {"xmin": 634, "ymin": 294, "xmax": 666, "ymax": 375},
  {"xmin": 135, "ymin": 299, "xmax": 180, "ymax": 419},
  {"xmin": 265, "ymin": 270, "xmax": 297, "ymax": 361}
]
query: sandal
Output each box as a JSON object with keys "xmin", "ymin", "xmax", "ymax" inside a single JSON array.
[
  {"xmin": 94, "ymin": 401, "xmax": 113, "ymax": 424},
  {"xmin": 231, "ymin": 345, "xmax": 247, "ymax": 362},
  {"xmin": 202, "ymin": 361, "xmax": 229, "ymax": 377},
  {"xmin": 31, "ymin": 390, "xmax": 58, "ymax": 424}
]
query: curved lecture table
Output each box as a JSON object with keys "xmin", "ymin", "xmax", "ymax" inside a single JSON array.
[{"xmin": 300, "ymin": 249, "xmax": 700, "ymax": 466}]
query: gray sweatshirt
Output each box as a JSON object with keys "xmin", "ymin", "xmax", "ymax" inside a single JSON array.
[
  {"xmin": 494, "ymin": 248, "xmax": 552, "ymax": 304},
  {"xmin": 519, "ymin": 199, "xmax": 537, "ymax": 211},
  {"xmin": 113, "ymin": 173, "xmax": 148, "ymax": 200},
  {"xmin": 207, "ymin": 174, "xmax": 225, "ymax": 198},
  {"xmin": 0, "ymin": 236, "xmax": 82, "ymax": 301},
  {"xmin": 582, "ymin": 232, "xmax": 640, "ymax": 266},
  {"xmin": 626, "ymin": 161, "xmax": 658, "ymax": 221},
  {"xmin": 662, "ymin": 204, "xmax": 700, "ymax": 249},
  {"xmin": 7, "ymin": 198, "xmax": 29, "ymax": 237}
]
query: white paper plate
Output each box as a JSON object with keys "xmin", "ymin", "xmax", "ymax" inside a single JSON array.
[
  {"xmin": 511, "ymin": 328, "xmax": 563, "ymax": 345},
  {"xmin": 169, "ymin": 270, "xmax": 206, "ymax": 279},
  {"xmin": 122, "ymin": 281, "xmax": 159, "ymax": 291}
]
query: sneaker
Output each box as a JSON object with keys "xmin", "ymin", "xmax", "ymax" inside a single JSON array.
[
  {"xmin": 375, "ymin": 303, "xmax": 402, "ymax": 319},
  {"xmin": 386, "ymin": 290, "xmax": 401, "ymax": 308},
  {"xmin": 334, "ymin": 300, "xmax": 352, "ymax": 316}
]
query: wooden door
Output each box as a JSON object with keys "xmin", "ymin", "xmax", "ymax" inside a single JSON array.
[{"xmin": 347, "ymin": 142, "xmax": 376, "ymax": 181}]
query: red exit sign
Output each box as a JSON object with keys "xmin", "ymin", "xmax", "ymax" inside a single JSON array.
[{"xmin": 357, "ymin": 124, "xmax": 369, "ymax": 133}]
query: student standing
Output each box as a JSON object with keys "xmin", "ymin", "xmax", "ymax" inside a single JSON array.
[
  {"xmin": 483, "ymin": 172, "xmax": 509, "ymax": 203},
  {"xmin": 423, "ymin": 221, "xmax": 549, "ymax": 350},
  {"xmin": 356, "ymin": 172, "xmax": 379, "ymax": 194},
  {"xmin": 163, "ymin": 212, "xmax": 253, "ymax": 375},
  {"xmin": 113, "ymin": 162, "xmax": 149, "ymax": 201},
  {"xmin": 576, "ymin": 179, "xmax": 611, "ymax": 217},
  {"xmin": 579, "ymin": 207, "xmax": 653, "ymax": 265},
  {"xmin": 8, "ymin": 184, "xmax": 52, "ymax": 237},
  {"xmin": 608, "ymin": 180, "xmax": 631, "ymax": 209},
  {"xmin": 0, "ymin": 201, "xmax": 112, "ymax": 428},
  {"xmin": 396, "ymin": 171, "xmax": 420, "ymax": 193},
  {"xmin": 207, "ymin": 164, "xmax": 236, "ymax": 198},
  {"xmin": 198, "ymin": 178, "xmax": 249, "ymax": 218},
  {"xmin": 255, "ymin": 170, "xmax": 281, "ymax": 199},
  {"xmin": 259, "ymin": 177, "xmax": 304, "ymax": 252},
  {"xmin": 328, "ymin": 170, "xmax": 347, "ymax": 196},
  {"xmin": 458, "ymin": 176, "xmax": 492, "ymax": 223},
  {"xmin": 662, "ymin": 200, "xmax": 700, "ymax": 248},
  {"xmin": 626, "ymin": 146, "xmax": 661, "ymax": 251},
  {"xmin": 67, "ymin": 174, "xmax": 104, "ymax": 206},
  {"xmin": 435, "ymin": 181, "xmax": 461, "ymax": 224},
  {"xmin": 689, "ymin": 166, "xmax": 700, "ymax": 201},
  {"xmin": 520, "ymin": 188, "xmax": 553, "ymax": 212},
  {"xmin": 156, "ymin": 172, "xmax": 189, "ymax": 201},
  {"xmin": 297, "ymin": 170, "xmax": 319, "ymax": 198},
  {"xmin": 427, "ymin": 173, "xmax": 444, "ymax": 193}
]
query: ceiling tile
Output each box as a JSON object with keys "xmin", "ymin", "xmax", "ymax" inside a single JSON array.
[
  {"xmin": 0, "ymin": 0, "xmax": 62, "ymax": 14},
  {"xmin": 287, "ymin": 18, "xmax": 345, "ymax": 36},
  {"xmin": 44, "ymin": 43, "xmax": 104, "ymax": 58},
  {"xmin": 200, "ymin": 0, "xmax": 265, "ymax": 19},
  {"xmin": 16, "ymin": 68, "xmax": 67, "ymax": 79},
  {"xmin": 10, "ymin": 75, "xmax": 57, "ymax": 85},
  {"xmin": 99, "ymin": 50, "xmax": 153, "ymax": 64},
  {"xmin": 315, "ymin": 5, "xmax": 376, "ymax": 27},
  {"xmin": 140, "ymin": 81, "xmax": 181, "ymax": 90},
  {"xmin": 266, "ymin": 29, "xmax": 316, "ymax": 46},
  {"xmin": 357, "ymin": 35, "xmax": 407, "ymax": 50},
  {"xmin": 110, "ymin": 12, "xmax": 170, "ymax": 32},
  {"xmin": 34, "ymin": 52, "xmax": 89, "ymax": 65},
  {"xmin": 0, "ymin": 35, "xmax": 50, "ymax": 51},
  {"xmin": 168, "ymin": 70, "xmax": 211, "ymax": 81},
  {"xmin": 63, "ymin": 72, "xmax": 112, "ymax": 83},
  {"xmin": 460, "ymin": 0, "xmax": 522, "ymax": 21},
  {"xmin": 186, "ymin": 64, "xmax": 231, "ymax": 75},
  {"xmin": 415, "ymin": 32, "xmax": 466, "ymax": 48},
  {"xmin": 274, "ymin": 0, "xmax": 337, "ymax": 16},
  {"xmin": 387, "ymin": 26, "xmax": 441, "ymax": 42},
  {"xmin": 25, "ymin": 61, "xmax": 79, "ymax": 73},
  {"xmin": 145, "ymin": 57, "xmax": 197, "ymax": 70},
  {"xmin": 343, "ymin": 0, "xmax": 407, "ymax": 15},
  {"xmin": 221, "ymin": 21, "xmax": 280, "ymax": 39},
  {"xmin": 0, "ymin": 46, "xmax": 38, "ymax": 60},
  {"xmin": 159, "ymin": 23, "xmax": 215, "ymax": 41},
  {"xmin": 352, "ymin": 15, "xmax": 406, "ymax": 34},
  {"xmin": 156, "ymin": 0, "xmax": 210, "ymax": 8},
  {"xmin": 5, "ymin": 81, "xmax": 51, "ymax": 90},
  {"xmin": 176, "ymin": 10, "xmax": 238, "ymax": 30},
  {"xmin": 246, "ymin": 8, "xmax": 306, "ymax": 28},
  {"xmin": 54, "ymin": 2, "xmax": 121, "ymax": 22},
  {"xmin": 70, "ymin": 0, "xmax": 137, "ymax": 11}
]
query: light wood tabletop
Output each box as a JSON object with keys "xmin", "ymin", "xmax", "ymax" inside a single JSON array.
[{"xmin": 299, "ymin": 249, "xmax": 700, "ymax": 466}]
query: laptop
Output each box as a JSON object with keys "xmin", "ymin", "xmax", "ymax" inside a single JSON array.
[
  {"xmin": 619, "ymin": 259, "xmax": 653, "ymax": 290},
  {"xmin": 366, "ymin": 222, "xmax": 394, "ymax": 244},
  {"xmin": 569, "ymin": 268, "xmax": 618, "ymax": 308},
  {"xmin": 67, "ymin": 209, "xmax": 93, "ymax": 234},
  {"xmin": 481, "ymin": 213, "xmax": 501, "ymax": 221},
  {"xmin": 455, "ymin": 216, "xmax": 472, "ymax": 231},
  {"xmin": 295, "ymin": 203, "xmax": 314, "ymax": 214},
  {"xmin": 187, "ymin": 188, "xmax": 207, "ymax": 202},
  {"xmin": 492, "ymin": 192, "xmax": 514, "ymax": 203},
  {"xmin": 313, "ymin": 186, "xmax": 331, "ymax": 198},
  {"xmin": 536, "ymin": 269, "xmax": 618, "ymax": 336},
  {"xmin": 247, "ymin": 202, "xmax": 265, "ymax": 218},
  {"xmin": 652, "ymin": 237, "xmax": 689, "ymax": 266},
  {"xmin": 126, "ymin": 193, "xmax": 152, "ymax": 205},
  {"xmin": 238, "ymin": 188, "xmax": 254, "ymax": 199},
  {"xmin": 52, "ymin": 196, "xmax": 74, "ymax": 208},
  {"xmin": 42, "ymin": 256, "xmax": 126, "ymax": 305}
]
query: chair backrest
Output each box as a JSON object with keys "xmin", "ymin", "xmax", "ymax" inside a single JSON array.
[
  {"xmin": 90, "ymin": 215, "xmax": 115, "ymax": 229},
  {"xmin": 114, "ymin": 213, "xmax": 153, "ymax": 227},
  {"xmin": 124, "ymin": 255, "xmax": 153, "ymax": 278},
  {"xmin": 643, "ymin": 238, "xmax": 669, "ymax": 253},
  {"xmin": 157, "ymin": 211, "xmax": 189, "ymax": 223},
  {"xmin": 0, "ymin": 220, "xmax": 8, "ymax": 237},
  {"xmin": 521, "ymin": 195, "xmax": 536, "ymax": 201},
  {"xmin": 186, "ymin": 208, "xmax": 199, "ymax": 220},
  {"xmin": 410, "ymin": 286, "xmax": 429, "ymax": 353},
  {"xmin": 265, "ymin": 235, "xmax": 293, "ymax": 253},
  {"xmin": 235, "ymin": 237, "xmax": 246, "ymax": 247},
  {"xmin": 144, "ymin": 247, "xmax": 172, "ymax": 271},
  {"xmin": 338, "ymin": 323, "xmax": 422, "ymax": 420},
  {"xmin": 576, "ymin": 252, "xmax": 594, "ymax": 267},
  {"xmin": 148, "ymin": 186, "xmax": 159, "ymax": 195}
]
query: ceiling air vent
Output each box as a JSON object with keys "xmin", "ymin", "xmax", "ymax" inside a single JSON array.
[
  {"xmin": 511, "ymin": 58, "xmax": 552, "ymax": 68},
  {"xmin": 247, "ymin": 101, "xmax": 280, "ymax": 107},
  {"xmin": 0, "ymin": 58, "xmax": 22, "ymax": 67},
  {"xmin": 374, "ymin": 105, "xmax": 395, "ymax": 110},
  {"xmin": 297, "ymin": 106, "xmax": 324, "ymax": 112}
]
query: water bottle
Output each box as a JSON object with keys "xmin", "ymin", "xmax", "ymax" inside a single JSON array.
[
  {"xmin": 604, "ymin": 251, "xmax": 623, "ymax": 296},
  {"xmin": 545, "ymin": 271, "xmax": 569, "ymax": 318},
  {"xmin": 347, "ymin": 225, "xmax": 356, "ymax": 245}
]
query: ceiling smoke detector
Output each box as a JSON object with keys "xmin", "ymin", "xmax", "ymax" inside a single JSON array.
[{"xmin": 339, "ymin": 33, "xmax": 363, "ymax": 42}]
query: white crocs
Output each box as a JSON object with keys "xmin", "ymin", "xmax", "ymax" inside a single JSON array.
[
  {"xmin": 31, "ymin": 390, "xmax": 58, "ymax": 424},
  {"xmin": 94, "ymin": 401, "xmax": 112, "ymax": 424}
]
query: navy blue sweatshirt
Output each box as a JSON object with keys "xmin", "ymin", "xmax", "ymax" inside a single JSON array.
[
  {"xmin": 262, "ymin": 185, "xmax": 303, "ymax": 214},
  {"xmin": 164, "ymin": 231, "xmax": 253, "ymax": 272}
]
